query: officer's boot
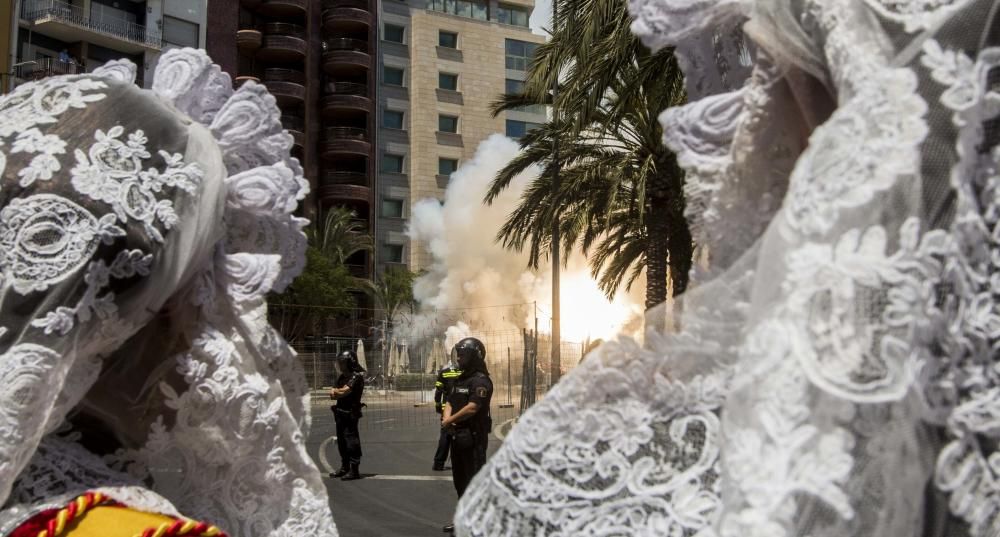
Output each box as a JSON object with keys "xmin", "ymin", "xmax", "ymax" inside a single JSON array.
[
  {"xmin": 341, "ymin": 463, "xmax": 361, "ymax": 481},
  {"xmin": 330, "ymin": 465, "xmax": 349, "ymax": 478}
]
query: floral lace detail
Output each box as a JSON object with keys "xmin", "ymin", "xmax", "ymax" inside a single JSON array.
[
  {"xmin": 31, "ymin": 250, "xmax": 153, "ymax": 336},
  {"xmin": 862, "ymin": 0, "xmax": 974, "ymax": 32},
  {"xmin": 780, "ymin": 66, "xmax": 927, "ymax": 237},
  {"xmin": 0, "ymin": 194, "xmax": 122, "ymax": 294},
  {"xmin": 920, "ymin": 39, "xmax": 1000, "ymax": 537},
  {"xmin": 90, "ymin": 59, "xmax": 138, "ymax": 85},
  {"xmin": 456, "ymin": 333, "xmax": 732, "ymax": 536},
  {"xmin": 71, "ymin": 126, "xmax": 202, "ymax": 243},
  {"xmin": 0, "ymin": 77, "xmax": 107, "ymax": 140},
  {"xmin": 11, "ymin": 128, "xmax": 67, "ymax": 187},
  {"xmin": 0, "ymin": 344, "xmax": 65, "ymax": 498}
]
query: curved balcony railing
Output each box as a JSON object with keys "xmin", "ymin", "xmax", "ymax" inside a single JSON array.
[
  {"xmin": 323, "ymin": 127, "xmax": 368, "ymax": 141},
  {"xmin": 324, "ymin": 82, "xmax": 368, "ymax": 95},
  {"xmin": 236, "ymin": 28, "xmax": 263, "ymax": 50},
  {"xmin": 319, "ymin": 183, "xmax": 371, "ymax": 205},
  {"xmin": 21, "ymin": 0, "xmax": 162, "ymax": 49},
  {"xmin": 323, "ymin": 171, "xmax": 369, "ymax": 186},
  {"xmin": 323, "ymin": 0, "xmax": 369, "ymax": 9},
  {"xmin": 322, "ymin": 0, "xmax": 372, "ymax": 31},
  {"xmin": 264, "ymin": 67, "xmax": 306, "ymax": 85},
  {"xmin": 263, "ymin": 22, "xmax": 306, "ymax": 39},
  {"xmin": 324, "ymin": 38, "xmax": 369, "ymax": 53},
  {"xmin": 234, "ymin": 75, "xmax": 261, "ymax": 89},
  {"xmin": 257, "ymin": 0, "xmax": 307, "ymax": 17},
  {"xmin": 320, "ymin": 82, "xmax": 372, "ymax": 117},
  {"xmin": 281, "ymin": 115, "xmax": 305, "ymax": 132}
]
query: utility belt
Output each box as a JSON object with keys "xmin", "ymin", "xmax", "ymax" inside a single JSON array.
[{"xmin": 332, "ymin": 404, "xmax": 365, "ymax": 419}]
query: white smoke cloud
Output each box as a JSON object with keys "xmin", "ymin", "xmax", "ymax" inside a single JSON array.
[{"xmin": 405, "ymin": 134, "xmax": 643, "ymax": 347}]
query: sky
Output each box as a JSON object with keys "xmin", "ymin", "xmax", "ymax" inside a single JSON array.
[{"xmin": 530, "ymin": 0, "xmax": 553, "ymax": 36}]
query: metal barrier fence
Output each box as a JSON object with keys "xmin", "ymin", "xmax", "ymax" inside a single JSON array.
[{"xmin": 292, "ymin": 329, "xmax": 587, "ymax": 424}]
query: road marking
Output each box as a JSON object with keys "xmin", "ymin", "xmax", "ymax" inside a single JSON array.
[
  {"xmin": 331, "ymin": 475, "xmax": 452, "ymax": 481},
  {"xmin": 317, "ymin": 435, "xmax": 337, "ymax": 473},
  {"xmin": 371, "ymin": 418, "xmax": 396, "ymax": 425},
  {"xmin": 493, "ymin": 417, "xmax": 517, "ymax": 441}
]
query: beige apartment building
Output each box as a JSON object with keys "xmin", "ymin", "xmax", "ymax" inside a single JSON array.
[{"xmin": 376, "ymin": 0, "xmax": 545, "ymax": 272}]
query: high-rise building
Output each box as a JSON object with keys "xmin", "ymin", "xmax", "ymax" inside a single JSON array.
[
  {"xmin": 6, "ymin": 0, "xmax": 207, "ymax": 91},
  {"xmin": 207, "ymin": 0, "xmax": 378, "ymax": 277},
  {"xmin": 206, "ymin": 0, "xmax": 379, "ymax": 338},
  {"xmin": 376, "ymin": 0, "xmax": 546, "ymax": 273}
]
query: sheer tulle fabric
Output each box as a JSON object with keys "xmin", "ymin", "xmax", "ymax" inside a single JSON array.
[
  {"xmin": 455, "ymin": 1, "xmax": 1000, "ymax": 536},
  {"xmin": 0, "ymin": 50, "xmax": 337, "ymax": 536}
]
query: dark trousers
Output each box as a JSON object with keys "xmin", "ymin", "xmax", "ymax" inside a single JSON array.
[
  {"xmin": 434, "ymin": 427, "xmax": 451, "ymax": 467},
  {"xmin": 335, "ymin": 411, "xmax": 362, "ymax": 467},
  {"xmin": 451, "ymin": 428, "xmax": 488, "ymax": 497}
]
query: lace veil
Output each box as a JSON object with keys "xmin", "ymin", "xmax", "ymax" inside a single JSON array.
[
  {"xmin": 455, "ymin": 1, "xmax": 1000, "ymax": 536},
  {"xmin": 0, "ymin": 50, "xmax": 337, "ymax": 536}
]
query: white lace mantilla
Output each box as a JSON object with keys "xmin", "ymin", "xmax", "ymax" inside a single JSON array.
[
  {"xmin": 456, "ymin": 0, "xmax": 1000, "ymax": 536},
  {"xmin": 0, "ymin": 49, "xmax": 335, "ymax": 536}
]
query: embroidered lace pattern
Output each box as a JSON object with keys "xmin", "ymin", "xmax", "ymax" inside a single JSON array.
[
  {"xmin": 455, "ymin": 1, "xmax": 1000, "ymax": 536},
  {"xmin": 0, "ymin": 49, "xmax": 335, "ymax": 536}
]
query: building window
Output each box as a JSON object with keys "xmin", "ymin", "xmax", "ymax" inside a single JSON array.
[
  {"xmin": 439, "ymin": 72, "xmax": 458, "ymax": 91},
  {"xmin": 381, "ymin": 244, "xmax": 405, "ymax": 264},
  {"xmin": 439, "ymin": 158, "xmax": 459, "ymax": 176},
  {"xmin": 382, "ymin": 198, "xmax": 404, "ymax": 218},
  {"xmin": 381, "ymin": 153, "xmax": 404, "ymax": 173},
  {"xmin": 163, "ymin": 15, "xmax": 200, "ymax": 48},
  {"xmin": 497, "ymin": 4, "xmax": 529, "ymax": 27},
  {"xmin": 439, "ymin": 31, "xmax": 458, "ymax": 48},
  {"xmin": 383, "ymin": 110, "xmax": 404, "ymax": 129},
  {"xmin": 384, "ymin": 66, "xmax": 405, "ymax": 86},
  {"xmin": 505, "ymin": 39, "xmax": 539, "ymax": 71},
  {"xmin": 430, "ymin": 0, "xmax": 488, "ymax": 20},
  {"xmin": 438, "ymin": 115, "xmax": 459, "ymax": 133},
  {"xmin": 506, "ymin": 119, "xmax": 542, "ymax": 139},
  {"xmin": 384, "ymin": 24, "xmax": 405, "ymax": 43},
  {"xmin": 505, "ymin": 78, "xmax": 547, "ymax": 115},
  {"xmin": 505, "ymin": 78, "xmax": 525, "ymax": 94}
]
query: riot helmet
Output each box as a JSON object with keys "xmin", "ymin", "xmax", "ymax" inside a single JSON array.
[
  {"xmin": 452, "ymin": 337, "xmax": 488, "ymax": 376},
  {"xmin": 336, "ymin": 349, "xmax": 363, "ymax": 373}
]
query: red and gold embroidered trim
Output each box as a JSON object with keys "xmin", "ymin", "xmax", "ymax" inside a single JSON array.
[{"xmin": 31, "ymin": 492, "xmax": 226, "ymax": 537}]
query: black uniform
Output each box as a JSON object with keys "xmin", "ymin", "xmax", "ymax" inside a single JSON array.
[
  {"xmin": 446, "ymin": 371, "xmax": 493, "ymax": 497},
  {"xmin": 333, "ymin": 370, "xmax": 365, "ymax": 468},
  {"xmin": 433, "ymin": 365, "xmax": 463, "ymax": 469}
]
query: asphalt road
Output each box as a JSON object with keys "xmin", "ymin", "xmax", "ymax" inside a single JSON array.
[{"xmin": 306, "ymin": 391, "xmax": 518, "ymax": 537}]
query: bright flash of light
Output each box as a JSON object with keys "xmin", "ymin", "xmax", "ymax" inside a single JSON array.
[{"xmin": 543, "ymin": 270, "xmax": 643, "ymax": 343}]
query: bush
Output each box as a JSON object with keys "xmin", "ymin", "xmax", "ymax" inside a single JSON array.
[{"xmin": 394, "ymin": 373, "xmax": 437, "ymax": 391}]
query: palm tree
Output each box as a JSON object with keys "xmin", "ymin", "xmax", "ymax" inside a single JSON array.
[
  {"xmin": 310, "ymin": 207, "xmax": 373, "ymax": 266},
  {"xmin": 487, "ymin": 0, "xmax": 690, "ymax": 314},
  {"xmin": 269, "ymin": 207, "xmax": 373, "ymax": 342}
]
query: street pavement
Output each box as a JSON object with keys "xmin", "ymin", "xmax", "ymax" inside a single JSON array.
[{"xmin": 306, "ymin": 390, "xmax": 518, "ymax": 537}]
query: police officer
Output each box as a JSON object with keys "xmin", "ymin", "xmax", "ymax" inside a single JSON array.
[
  {"xmin": 432, "ymin": 360, "xmax": 463, "ymax": 471},
  {"xmin": 329, "ymin": 350, "xmax": 365, "ymax": 481},
  {"xmin": 440, "ymin": 337, "xmax": 492, "ymax": 533}
]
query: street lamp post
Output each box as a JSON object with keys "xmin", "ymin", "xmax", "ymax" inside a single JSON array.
[{"xmin": 549, "ymin": 0, "xmax": 562, "ymax": 386}]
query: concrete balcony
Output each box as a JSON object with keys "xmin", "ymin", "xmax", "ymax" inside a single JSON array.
[
  {"xmin": 320, "ymin": 82, "xmax": 372, "ymax": 120},
  {"xmin": 256, "ymin": 0, "xmax": 307, "ymax": 18},
  {"xmin": 236, "ymin": 28, "xmax": 263, "ymax": 51},
  {"xmin": 263, "ymin": 68, "xmax": 306, "ymax": 106},
  {"xmin": 20, "ymin": 0, "xmax": 161, "ymax": 53},
  {"xmin": 322, "ymin": 38, "xmax": 370, "ymax": 77},
  {"xmin": 259, "ymin": 23, "xmax": 307, "ymax": 63},
  {"xmin": 322, "ymin": 0, "xmax": 372, "ymax": 33},
  {"xmin": 320, "ymin": 127, "xmax": 371, "ymax": 160}
]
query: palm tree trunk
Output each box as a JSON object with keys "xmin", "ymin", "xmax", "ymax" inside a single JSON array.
[
  {"xmin": 645, "ymin": 186, "xmax": 671, "ymax": 334},
  {"xmin": 645, "ymin": 154, "xmax": 692, "ymax": 334}
]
